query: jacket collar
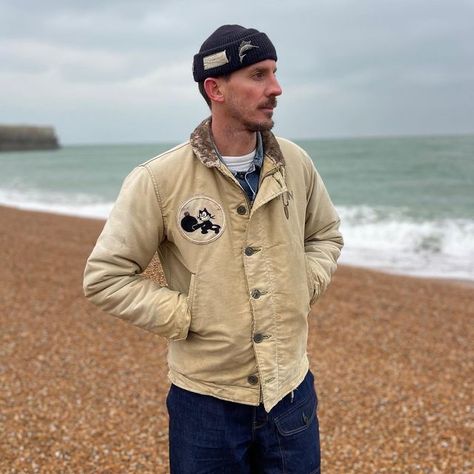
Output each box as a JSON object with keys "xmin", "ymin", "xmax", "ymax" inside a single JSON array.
[{"xmin": 190, "ymin": 117, "xmax": 285, "ymax": 169}]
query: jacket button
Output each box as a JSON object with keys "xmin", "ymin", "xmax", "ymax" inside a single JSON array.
[
  {"xmin": 244, "ymin": 247, "xmax": 255, "ymax": 256},
  {"xmin": 251, "ymin": 289, "xmax": 262, "ymax": 299},
  {"xmin": 247, "ymin": 375, "xmax": 259, "ymax": 385},
  {"xmin": 253, "ymin": 333, "xmax": 264, "ymax": 343},
  {"xmin": 237, "ymin": 205, "xmax": 247, "ymax": 215}
]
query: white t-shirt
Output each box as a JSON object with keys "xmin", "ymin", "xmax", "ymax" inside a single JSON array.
[{"xmin": 220, "ymin": 150, "xmax": 256, "ymax": 173}]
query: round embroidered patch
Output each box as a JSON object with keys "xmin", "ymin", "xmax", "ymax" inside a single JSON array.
[{"xmin": 177, "ymin": 196, "xmax": 226, "ymax": 244}]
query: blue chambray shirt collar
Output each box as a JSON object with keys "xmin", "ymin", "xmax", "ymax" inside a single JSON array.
[{"xmin": 253, "ymin": 131, "xmax": 264, "ymax": 170}]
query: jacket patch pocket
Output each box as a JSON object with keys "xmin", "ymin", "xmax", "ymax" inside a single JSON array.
[
  {"xmin": 186, "ymin": 272, "xmax": 201, "ymax": 333},
  {"xmin": 304, "ymin": 257, "xmax": 316, "ymax": 303},
  {"xmin": 177, "ymin": 195, "xmax": 226, "ymax": 244},
  {"xmin": 274, "ymin": 392, "xmax": 317, "ymax": 436},
  {"xmin": 186, "ymin": 273, "xmax": 197, "ymax": 314}
]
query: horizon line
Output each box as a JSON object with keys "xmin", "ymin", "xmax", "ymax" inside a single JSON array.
[{"xmin": 61, "ymin": 130, "xmax": 474, "ymax": 147}]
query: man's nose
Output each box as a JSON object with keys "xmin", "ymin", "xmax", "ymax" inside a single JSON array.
[{"xmin": 268, "ymin": 75, "xmax": 282, "ymax": 97}]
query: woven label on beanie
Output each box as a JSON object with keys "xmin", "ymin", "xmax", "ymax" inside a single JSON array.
[{"xmin": 203, "ymin": 51, "xmax": 229, "ymax": 71}]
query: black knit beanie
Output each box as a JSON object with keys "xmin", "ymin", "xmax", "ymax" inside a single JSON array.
[{"xmin": 193, "ymin": 25, "xmax": 277, "ymax": 82}]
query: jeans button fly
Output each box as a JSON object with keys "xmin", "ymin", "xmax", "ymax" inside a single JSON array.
[{"xmin": 253, "ymin": 333, "xmax": 264, "ymax": 343}]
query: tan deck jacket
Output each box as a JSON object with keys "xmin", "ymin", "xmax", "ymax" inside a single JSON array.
[{"xmin": 83, "ymin": 119, "xmax": 343, "ymax": 412}]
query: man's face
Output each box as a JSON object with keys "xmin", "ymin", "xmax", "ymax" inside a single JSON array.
[{"xmin": 219, "ymin": 59, "xmax": 282, "ymax": 132}]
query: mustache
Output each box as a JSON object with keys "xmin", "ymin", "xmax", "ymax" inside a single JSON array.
[{"xmin": 260, "ymin": 97, "xmax": 278, "ymax": 109}]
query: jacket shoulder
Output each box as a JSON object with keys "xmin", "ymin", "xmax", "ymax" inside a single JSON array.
[
  {"xmin": 275, "ymin": 136, "xmax": 315, "ymax": 172},
  {"xmin": 141, "ymin": 140, "xmax": 193, "ymax": 172}
]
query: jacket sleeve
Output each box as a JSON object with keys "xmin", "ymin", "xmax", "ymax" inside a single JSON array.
[
  {"xmin": 304, "ymin": 161, "xmax": 344, "ymax": 305},
  {"xmin": 83, "ymin": 165, "xmax": 191, "ymax": 340}
]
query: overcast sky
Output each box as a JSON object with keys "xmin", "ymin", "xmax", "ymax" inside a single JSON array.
[{"xmin": 1, "ymin": 0, "xmax": 473, "ymax": 144}]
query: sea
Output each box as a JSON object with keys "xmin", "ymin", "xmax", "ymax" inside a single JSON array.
[{"xmin": 1, "ymin": 134, "xmax": 473, "ymax": 282}]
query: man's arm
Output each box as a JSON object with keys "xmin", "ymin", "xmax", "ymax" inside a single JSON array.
[
  {"xmin": 83, "ymin": 165, "xmax": 191, "ymax": 340},
  {"xmin": 304, "ymin": 162, "xmax": 344, "ymax": 305}
]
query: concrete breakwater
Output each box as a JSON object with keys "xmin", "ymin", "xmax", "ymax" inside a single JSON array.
[{"xmin": 0, "ymin": 125, "xmax": 60, "ymax": 151}]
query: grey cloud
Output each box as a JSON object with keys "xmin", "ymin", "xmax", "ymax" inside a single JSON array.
[{"xmin": 0, "ymin": 0, "xmax": 473, "ymax": 142}]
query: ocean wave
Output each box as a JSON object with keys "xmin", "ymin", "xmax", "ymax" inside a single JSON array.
[
  {"xmin": 0, "ymin": 188, "xmax": 113, "ymax": 219},
  {"xmin": 1, "ymin": 188, "xmax": 472, "ymax": 281},
  {"xmin": 338, "ymin": 206, "xmax": 474, "ymax": 281}
]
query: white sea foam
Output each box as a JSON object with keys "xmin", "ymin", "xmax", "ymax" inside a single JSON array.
[
  {"xmin": 1, "ymin": 188, "xmax": 472, "ymax": 281},
  {"xmin": 338, "ymin": 206, "xmax": 474, "ymax": 281},
  {"xmin": 0, "ymin": 188, "xmax": 113, "ymax": 219}
]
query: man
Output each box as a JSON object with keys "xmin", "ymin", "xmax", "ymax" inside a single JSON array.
[{"xmin": 84, "ymin": 24, "xmax": 343, "ymax": 473}]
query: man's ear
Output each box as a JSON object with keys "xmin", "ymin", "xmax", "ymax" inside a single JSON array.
[{"xmin": 204, "ymin": 77, "xmax": 225, "ymax": 104}]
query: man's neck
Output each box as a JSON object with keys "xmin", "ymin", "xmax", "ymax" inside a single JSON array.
[{"xmin": 211, "ymin": 118, "xmax": 257, "ymax": 156}]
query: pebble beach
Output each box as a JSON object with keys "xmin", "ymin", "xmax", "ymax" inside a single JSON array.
[{"xmin": 0, "ymin": 205, "xmax": 472, "ymax": 473}]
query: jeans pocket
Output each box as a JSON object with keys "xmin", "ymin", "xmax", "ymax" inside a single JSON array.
[
  {"xmin": 274, "ymin": 392, "xmax": 317, "ymax": 436},
  {"xmin": 273, "ymin": 388, "xmax": 320, "ymax": 473}
]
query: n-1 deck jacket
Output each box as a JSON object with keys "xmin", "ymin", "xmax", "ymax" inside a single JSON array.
[{"xmin": 83, "ymin": 118, "xmax": 343, "ymax": 412}]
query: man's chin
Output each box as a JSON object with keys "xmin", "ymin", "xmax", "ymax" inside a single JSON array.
[{"xmin": 245, "ymin": 119, "xmax": 275, "ymax": 132}]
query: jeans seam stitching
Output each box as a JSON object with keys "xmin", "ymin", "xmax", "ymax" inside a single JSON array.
[{"xmin": 276, "ymin": 426, "xmax": 287, "ymax": 474}]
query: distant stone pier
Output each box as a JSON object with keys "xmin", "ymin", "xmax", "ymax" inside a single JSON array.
[{"xmin": 0, "ymin": 125, "xmax": 60, "ymax": 151}]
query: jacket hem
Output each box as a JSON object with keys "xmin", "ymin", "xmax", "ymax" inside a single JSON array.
[
  {"xmin": 263, "ymin": 355, "xmax": 310, "ymax": 412},
  {"xmin": 167, "ymin": 354, "xmax": 310, "ymax": 412},
  {"xmin": 167, "ymin": 369, "xmax": 262, "ymax": 406}
]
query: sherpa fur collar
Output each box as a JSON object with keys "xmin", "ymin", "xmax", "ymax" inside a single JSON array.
[{"xmin": 190, "ymin": 118, "xmax": 285, "ymax": 169}]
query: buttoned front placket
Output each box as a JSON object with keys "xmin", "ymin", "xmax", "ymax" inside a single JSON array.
[
  {"xmin": 243, "ymin": 160, "xmax": 288, "ymax": 408},
  {"xmin": 195, "ymin": 121, "xmax": 290, "ymax": 408}
]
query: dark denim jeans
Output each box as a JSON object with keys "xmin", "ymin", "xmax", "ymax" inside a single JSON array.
[{"xmin": 166, "ymin": 370, "xmax": 320, "ymax": 473}]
